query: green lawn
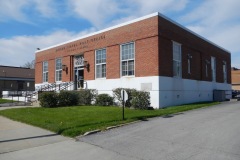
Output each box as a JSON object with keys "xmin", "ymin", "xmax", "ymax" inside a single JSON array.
[
  {"xmin": 0, "ymin": 98, "xmax": 14, "ymax": 104},
  {"xmin": 0, "ymin": 102, "xmax": 219, "ymax": 137}
]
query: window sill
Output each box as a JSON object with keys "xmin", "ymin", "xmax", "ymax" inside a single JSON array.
[
  {"xmin": 55, "ymin": 81, "xmax": 62, "ymax": 84},
  {"xmin": 121, "ymin": 75, "xmax": 135, "ymax": 78}
]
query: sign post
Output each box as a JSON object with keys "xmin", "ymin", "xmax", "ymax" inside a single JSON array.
[{"xmin": 121, "ymin": 89, "xmax": 128, "ymax": 120}]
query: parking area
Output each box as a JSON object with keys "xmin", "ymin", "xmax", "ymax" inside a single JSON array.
[{"xmin": 1, "ymin": 101, "xmax": 240, "ymax": 160}]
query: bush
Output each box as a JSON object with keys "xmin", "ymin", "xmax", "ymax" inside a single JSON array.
[
  {"xmin": 113, "ymin": 88, "xmax": 137, "ymax": 107},
  {"xmin": 58, "ymin": 91, "xmax": 78, "ymax": 107},
  {"xmin": 113, "ymin": 88, "xmax": 150, "ymax": 109},
  {"xmin": 39, "ymin": 91, "xmax": 58, "ymax": 108},
  {"xmin": 96, "ymin": 94, "xmax": 114, "ymax": 106},
  {"xmin": 76, "ymin": 89, "xmax": 97, "ymax": 105},
  {"xmin": 131, "ymin": 91, "xmax": 150, "ymax": 109}
]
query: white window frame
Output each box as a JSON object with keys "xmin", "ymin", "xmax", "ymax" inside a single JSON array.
[
  {"xmin": 55, "ymin": 58, "xmax": 62, "ymax": 82},
  {"xmin": 223, "ymin": 61, "xmax": 227, "ymax": 83},
  {"xmin": 120, "ymin": 42, "xmax": 135, "ymax": 77},
  {"xmin": 173, "ymin": 41, "xmax": 182, "ymax": 78},
  {"xmin": 42, "ymin": 61, "xmax": 48, "ymax": 83},
  {"xmin": 95, "ymin": 48, "xmax": 106, "ymax": 79},
  {"xmin": 211, "ymin": 56, "xmax": 216, "ymax": 82}
]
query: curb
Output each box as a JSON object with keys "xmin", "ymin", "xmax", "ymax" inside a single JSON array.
[
  {"xmin": 106, "ymin": 120, "xmax": 141, "ymax": 130},
  {"xmin": 84, "ymin": 129, "xmax": 101, "ymax": 136},
  {"xmin": 76, "ymin": 120, "xmax": 142, "ymax": 140},
  {"xmin": 75, "ymin": 129, "xmax": 101, "ymax": 140}
]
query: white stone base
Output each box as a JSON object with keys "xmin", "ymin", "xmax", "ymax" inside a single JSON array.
[{"xmin": 35, "ymin": 76, "xmax": 232, "ymax": 109}]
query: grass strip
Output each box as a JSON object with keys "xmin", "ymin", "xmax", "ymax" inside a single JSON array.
[
  {"xmin": 0, "ymin": 101, "xmax": 219, "ymax": 137},
  {"xmin": 0, "ymin": 98, "xmax": 16, "ymax": 104}
]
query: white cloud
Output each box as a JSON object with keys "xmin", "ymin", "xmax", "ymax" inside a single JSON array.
[
  {"xmin": 0, "ymin": 28, "xmax": 96, "ymax": 67},
  {"xmin": 0, "ymin": 0, "xmax": 29, "ymax": 22},
  {"xmin": 132, "ymin": 0, "xmax": 189, "ymax": 15},
  {"xmin": 182, "ymin": 0, "xmax": 240, "ymax": 68},
  {"xmin": 67, "ymin": 0, "xmax": 123, "ymax": 28},
  {"xmin": 0, "ymin": 0, "xmax": 58, "ymax": 23},
  {"xmin": 33, "ymin": 0, "xmax": 58, "ymax": 18},
  {"xmin": 182, "ymin": 0, "xmax": 240, "ymax": 27},
  {"xmin": 67, "ymin": 0, "xmax": 189, "ymax": 29}
]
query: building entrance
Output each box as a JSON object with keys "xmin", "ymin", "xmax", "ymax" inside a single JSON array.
[
  {"xmin": 74, "ymin": 55, "xmax": 84, "ymax": 90},
  {"xmin": 74, "ymin": 67, "xmax": 84, "ymax": 89}
]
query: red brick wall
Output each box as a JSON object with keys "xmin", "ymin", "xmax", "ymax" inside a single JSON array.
[
  {"xmin": 35, "ymin": 62, "xmax": 42, "ymax": 84},
  {"xmin": 107, "ymin": 45, "xmax": 120, "ymax": 79},
  {"xmin": 35, "ymin": 16, "xmax": 159, "ymax": 83},
  {"xmin": 84, "ymin": 51, "xmax": 95, "ymax": 80},
  {"xmin": 135, "ymin": 36, "xmax": 159, "ymax": 77},
  {"xmin": 35, "ymin": 14, "xmax": 231, "ymax": 85},
  {"xmin": 158, "ymin": 16, "xmax": 231, "ymax": 83}
]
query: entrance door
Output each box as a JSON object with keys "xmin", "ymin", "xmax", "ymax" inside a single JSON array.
[
  {"xmin": 74, "ymin": 55, "xmax": 84, "ymax": 90},
  {"xmin": 74, "ymin": 67, "xmax": 84, "ymax": 89}
]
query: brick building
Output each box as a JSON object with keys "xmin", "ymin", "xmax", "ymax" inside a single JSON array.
[
  {"xmin": 231, "ymin": 67, "xmax": 240, "ymax": 90},
  {"xmin": 35, "ymin": 12, "xmax": 231, "ymax": 108},
  {"xmin": 0, "ymin": 66, "xmax": 35, "ymax": 97}
]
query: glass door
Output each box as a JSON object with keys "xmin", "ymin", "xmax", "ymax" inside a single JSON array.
[
  {"xmin": 74, "ymin": 55, "xmax": 84, "ymax": 90},
  {"xmin": 74, "ymin": 67, "xmax": 84, "ymax": 89}
]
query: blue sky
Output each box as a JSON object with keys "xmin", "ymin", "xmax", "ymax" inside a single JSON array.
[{"xmin": 0, "ymin": 0, "xmax": 240, "ymax": 68}]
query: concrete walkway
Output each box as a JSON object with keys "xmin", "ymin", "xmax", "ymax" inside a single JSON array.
[
  {"xmin": 1, "ymin": 102, "xmax": 240, "ymax": 160},
  {"xmin": 0, "ymin": 116, "xmax": 69, "ymax": 154}
]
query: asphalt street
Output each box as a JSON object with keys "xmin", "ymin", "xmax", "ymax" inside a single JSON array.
[{"xmin": 1, "ymin": 101, "xmax": 240, "ymax": 160}]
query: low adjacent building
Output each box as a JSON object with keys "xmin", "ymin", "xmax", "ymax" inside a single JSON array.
[
  {"xmin": 35, "ymin": 12, "xmax": 231, "ymax": 108},
  {"xmin": 231, "ymin": 67, "xmax": 240, "ymax": 90},
  {"xmin": 0, "ymin": 66, "xmax": 35, "ymax": 97}
]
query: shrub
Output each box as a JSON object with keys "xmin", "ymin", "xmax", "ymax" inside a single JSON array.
[
  {"xmin": 113, "ymin": 88, "xmax": 137, "ymax": 107},
  {"xmin": 77, "ymin": 89, "xmax": 97, "ymax": 105},
  {"xmin": 131, "ymin": 91, "xmax": 150, "ymax": 109},
  {"xmin": 58, "ymin": 91, "xmax": 78, "ymax": 107},
  {"xmin": 39, "ymin": 91, "xmax": 58, "ymax": 108},
  {"xmin": 113, "ymin": 88, "xmax": 150, "ymax": 109},
  {"xmin": 96, "ymin": 94, "xmax": 114, "ymax": 106}
]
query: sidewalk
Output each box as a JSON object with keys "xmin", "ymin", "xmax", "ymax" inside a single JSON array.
[
  {"xmin": 0, "ymin": 105, "xmax": 39, "ymax": 111},
  {"xmin": 0, "ymin": 116, "xmax": 69, "ymax": 154}
]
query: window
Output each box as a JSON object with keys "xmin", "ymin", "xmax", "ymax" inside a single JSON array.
[
  {"xmin": 55, "ymin": 58, "xmax": 62, "ymax": 82},
  {"xmin": 43, "ymin": 61, "xmax": 48, "ymax": 82},
  {"xmin": 121, "ymin": 42, "xmax": 135, "ymax": 76},
  {"xmin": 211, "ymin": 57, "xmax": 216, "ymax": 82},
  {"xmin": 206, "ymin": 64, "xmax": 208, "ymax": 77},
  {"xmin": 95, "ymin": 48, "xmax": 106, "ymax": 78},
  {"xmin": 223, "ymin": 61, "xmax": 227, "ymax": 83},
  {"xmin": 173, "ymin": 42, "xmax": 182, "ymax": 77},
  {"xmin": 187, "ymin": 54, "xmax": 192, "ymax": 74},
  {"xmin": 188, "ymin": 59, "xmax": 191, "ymax": 74}
]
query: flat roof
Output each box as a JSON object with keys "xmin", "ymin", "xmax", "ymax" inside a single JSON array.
[
  {"xmin": 0, "ymin": 66, "xmax": 35, "ymax": 79},
  {"xmin": 36, "ymin": 12, "xmax": 230, "ymax": 54}
]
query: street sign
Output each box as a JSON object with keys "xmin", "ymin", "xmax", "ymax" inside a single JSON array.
[
  {"xmin": 121, "ymin": 89, "xmax": 128, "ymax": 102},
  {"xmin": 121, "ymin": 89, "xmax": 128, "ymax": 120}
]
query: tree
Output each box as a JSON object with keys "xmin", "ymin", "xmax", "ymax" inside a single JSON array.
[{"xmin": 21, "ymin": 60, "xmax": 35, "ymax": 69}]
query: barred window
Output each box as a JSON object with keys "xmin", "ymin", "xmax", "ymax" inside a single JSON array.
[
  {"xmin": 43, "ymin": 61, "xmax": 48, "ymax": 83},
  {"xmin": 95, "ymin": 48, "xmax": 106, "ymax": 78},
  {"xmin": 55, "ymin": 58, "xmax": 62, "ymax": 82},
  {"xmin": 173, "ymin": 42, "xmax": 182, "ymax": 77},
  {"xmin": 121, "ymin": 42, "xmax": 135, "ymax": 76},
  {"xmin": 223, "ymin": 61, "xmax": 227, "ymax": 83},
  {"xmin": 211, "ymin": 57, "xmax": 216, "ymax": 82}
]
